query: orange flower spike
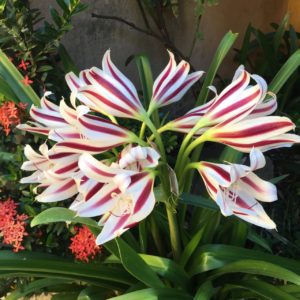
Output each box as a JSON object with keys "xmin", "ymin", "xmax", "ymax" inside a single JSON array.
[
  {"xmin": 69, "ymin": 225, "xmax": 101, "ymax": 262},
  {"xmin": 21, "ymin": 75, "xmax": 33, "ymax": 86},
  {"xmin": 18, "ymin": 59, "xmax": 30, "ymax": 71}
]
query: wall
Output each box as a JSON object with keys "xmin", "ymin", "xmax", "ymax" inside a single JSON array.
[{"xmin": 30, "ymin": 0, "xmax": 289, "ymax": 83}]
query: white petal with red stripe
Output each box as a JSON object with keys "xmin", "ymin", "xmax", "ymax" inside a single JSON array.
[
  {"xmin": 216, "ymin": 188, "xmax": 276, "ymax": 229},
  {"xmin": 118, "ymin": 145, "xmax": 160, "ymax": 170},
  {"xmin": 36, "ymin": 178, "xmax": 77, "ymax": 202},
  {"xmin": 77, "ymin": 113, "xmax": 131, "ymax": 142},
  {"xmin": 51, "ymin": 138, "xmax": 125, "ymax": 154},
  {"xmin": 102, "ymin": 50, "xmax": 140, "ymax": 106},
  {"xmin": 207, "ymin": 116, "xmax": 297, "ymax": 152},
  {"xmin": 78, "ymin": 153, "xmax": 134, "ymax": 183},
  {"xmin": 151, "ymin": 51, "xmax": 203, "ymax": 108},
  {"xmin": 76, "ymin": 182, "xmax": 119, "ymax": 217}
]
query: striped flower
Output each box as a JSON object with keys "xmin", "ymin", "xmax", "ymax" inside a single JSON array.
[
  {"xmin": 197, "ymin": 148, "xmax": 277, "ymax": 229},
  {"xmin": 149, "ymin": 51, "xmax": 203, "ymax": 110},
  {"xmin": 73, "ymin": 146, "xmax": 160, "ymax": 244},
  {"xmin": 202, "ymin": 116, "xmax": 300, "ymax": 153},
  {"xmin": 167, "ymin": 66, "xmax": 276, "ymax": 134},
  {"xmin": 68, "ymin": 50, "xmax": 146, "ymax": 120},
  {"xmin": 18, "ymin": 95, "xmax": 135, "ymax": 152},
  {"xmin": 20, "ymin": 144, "xmax": 79, "ymax": 202}
]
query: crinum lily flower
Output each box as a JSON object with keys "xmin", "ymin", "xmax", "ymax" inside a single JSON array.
[
  {"xmin": 21, "ymin": 144, "xmax": 79, "ymax": 202},
  {"xmin": 196, "ymin": 148, "xmax": 277, "ymax": 229},
  {"xmin": 201, "ymin": 115, "xmax": 300, "ymax": 152},
  {"xmin": 148, "ymin": 51, "xmax": 203, "ymax": 111},
  {"xmin": 73, "ymin": 145, "xmax": 160, "ymax": 244},
  {"xmin": 68, "ymin": 50, "xmax": 146, "ymax": 120},
  {"xmin": 165, "ymin": 66, "xmax": 277, "ymax": 135}
]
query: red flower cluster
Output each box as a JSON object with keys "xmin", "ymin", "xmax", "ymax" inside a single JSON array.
[
  {"xmin": 0, "ymin": 101, "xmax": 27, "ymax": 135},
  {"xmin": 69, "ymin": 226, "xmax": 101, "ymax": 262},
  {"xmin": 0, "ymin": 198, "xmax": 28, "ymax": 252}
]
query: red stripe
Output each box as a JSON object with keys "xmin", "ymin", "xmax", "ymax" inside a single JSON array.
[
  {"xmin": 90, "ymin": 71, "xmax": 138, "ymax": 111},
  {"xmin": 162, "ymin": 74, "xmax": 198, "ymax": 104},
  {"xmin": 55, "ymin": 179, "xmax": 75, "ymax": 193},
  {"xmin": 57, "ymin": 141, "xmax": 112, "ymax": 152},
  {"xmin": 79, "ymin": 117, "xmax": 127, "ymax": 137},
  {"xmin": 155, "ymin": 63, "xmax": 188, "ymax": 101},
  {"xmin": 55, "ymin": 161, "xmax": 78, "ymax": 175},
  {"xmin": 201, "ymin": 172, "xmax": 217, "ymax": 194},
  {"xmin": 214, "ymin": 121, "xmax": 292, "ymax": 139},
  {"xmin": 201, "ymin": 163, "xmax": 230, "ymax": 182},
  {"xmin": 86, "ymin": 182, "xmax": 105, "ymax": 201},
  {"xmin": 31, "ymin": 109, "xmax": 66, "ymax": 123},
  {"xmin": 133, "ymin": 178, "xmax": 153, "ymax": 214},
  {"xmin": 208, "ymin": 71, "xmax": 248, "ymax": 112},
  {"xmin": 82, "ymin": 90, "xmax": 134, "ymax": 116},
  {"xmin": 241, "ymin": 176, "xmax": 263, "ymax": 193},
  {"xmin": 106, "ymin": 56, "xmax": 140, "ymax": 106},
  {"xmin": 87, "ymin": 161, "xmax": 115, "ymax": 178},
  {"xmin": 251, "ymin": 103, "xmax": 275, "ymax": 115},
  {"xmin": 223, "ymin": 138, "xmax": 294, "ymax": 149},
  {"xmin": 129, "ymin": 172, "xmax": 149, "ymax": 185},
  {"xmin": 43, "ymin": 99, "xmax": 57, "ymax": 112},
  {"xmin": 154, "ymin": 58, "xmax": 174, "ymax": 97},
  {"xmin": 22, "ymin": 127, "xmax": 49, "ymax": 134},
  {"xmin": 48, "ymin": 152, "xmax": 76, "ymax": 159},
  {"xmin": 210, "ymin": 88, "xmax": 260, "ymax": 120},
  {"xmin": 85, "ymin": 187, "xmax": 119, "ymax": 211},
  {"xmin": 109, "ymin": 213, "xmax": 130, "ymax": 235},
  {"xmin": 70, "ymin": 76, "xmax": 80, "ymax": 88},
  {"xmin": 82, "ymin": 71, "xmax": 91, "ymax": 84}
]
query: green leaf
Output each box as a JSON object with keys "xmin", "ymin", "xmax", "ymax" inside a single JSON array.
[
  {"xmin": 140, "ymin": 254, "xmax": 189, "ymax": 289},
  {"xmin": 107, "ymin": 288, "xmax": 193, "ymax": 300},
  {"xmin": 105, "ymin": 239, "xmax": 164, "ymax": 288},
  {"xmin": 58, "ymin": 43, "xmax": 79, "ymax": 74},
  {"xmin": 194, "ymin": 281, "xmax": 214, "ymax": 300},
  {"xmin": 247, "ymin": 229, "xmax": 272, "ymax": 252},
  {"xmin": 208, "ymin": 259, "xmax": 300, "ymax": 285},
  {"xmin": 0, "ymin": 250, "xmax": 135, "ymax": 289},
  {"xmin": 180, "ymin": 193, "xmax": 217, "ymax": 210},
  {"xmin": 77, "ymin": 286, "xmax": 108, "ymax": 300},
  {"xmin": 180, "ymin": 225, "xmax": 206, "ymax": 268},
  {"xmin": 196, "ymin": 31, "xmax": 238, "ymax": 105},
  {"xmin": 6, "ymin": 278, "xmax": 71, "ymax": 300},
  {"xmin": 188, "ymin": 244, "xmax": 300, "ymax": 276},
  {"xmin": 227, "ymin": 279, "xmax": 298, "ymax": 300},
  {"xmin": 269, "ymin": 49, "xmax": 300, "ymax": 94},
  {"xmin": 0, "ymin": 75, "xmax": 19, "ymax": 101},
  {"xmin": 31, "ymin": 207, "xmax": 100, "ymax": 231},
  {"xmin": 274, "ymin": 14, "xmax": 289, "ymax": 53},
  {"xmin": 0, "ymin": 0, "xmax": 7, "ymax": 13},
  {"xmin": 238, "ymin": 23, "xmax": 253, "ymax": 64},
  {"xmin": 134, "ymin": 54, "xmax": 153, "ymax": 107},
  {"xmin": 0, "ymin": 49, "xmax": 40, "ymax": 105}
]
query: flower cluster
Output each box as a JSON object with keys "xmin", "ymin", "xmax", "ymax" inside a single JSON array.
[
  {"xmin": 69, "ymin": 225, "xmax": 102, "ymax": 262},
  {"xmin": 0, "ymin": 101, "xmax": 27, "ymax": 135},
  {"xmin": 19, "ymin": 50, "xmax": 300, "ymax": 244},
  {"xmin": 0, "ymin": 198, "xmax": 28, "ymax": 252}
]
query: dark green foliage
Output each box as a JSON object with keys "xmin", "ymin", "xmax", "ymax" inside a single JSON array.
[{"xmin": 0, "ymin": 0, "xmax": 86, "ymax": 97}]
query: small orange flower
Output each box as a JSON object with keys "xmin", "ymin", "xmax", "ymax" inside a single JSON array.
[
  {"xmin": 69, "ymin": 226, "xmax": 101, "ymax": 262},
  {"xmin": 21, "ymin": 75, "xmax": 33, "ymax": 86},
  {"xmin": 18, "ymin": 59, "xmax": 30, "ymax": 71},
  {"xmin": 0, "ymin": 198, "xmax": 28, "ymax": 252},
  {"xmin": 0, "ymin": 101, "xmax": 27, "ymax": 135}
]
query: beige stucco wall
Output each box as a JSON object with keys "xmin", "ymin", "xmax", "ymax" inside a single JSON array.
[{"xmin": 31, "ymin": 0, "xmax": 289, "ymax": 80}]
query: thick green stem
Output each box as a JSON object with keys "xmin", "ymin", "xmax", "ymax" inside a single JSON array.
[
  {"xmin": 139, "ymin": 122, "xmax": 147, "ymax": 139},
  {"xmin": 166, "ymin": 204, "xmax": 181, "ymax": 261},
  {"xmin": 174, "ymin": 119, "xmax": 207, "ymax": 174}
]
